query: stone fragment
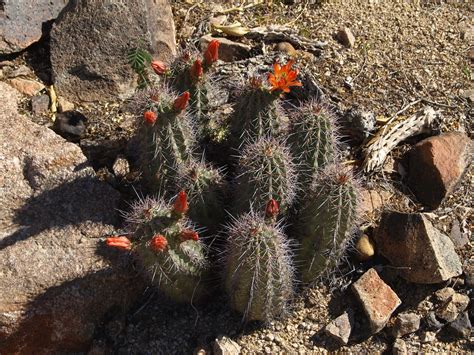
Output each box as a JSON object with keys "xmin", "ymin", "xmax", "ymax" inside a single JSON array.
[
  {"xmin": 375, "ymin": 211, "xmax": 463, "ymax": 284},
  {"xmin": 0, "ymin": 0, "xmax": 69, "ymax": 54},
  {"xmin": 391, "ymin": 312, "xmax": 421, "ymax": 338},
  {"xmin": 276, "ymin": 42, "xmax": 297, "ymax": 56},
  {"xmin": 355, "ymin": 234, "xmax": 375, "ymax": 261},
  {"xmin": 53, "ymin": 111, "xmax": 87, "ymax": 140},
  {"xmin": 31, "ymin": 94, "xmax": 50, "ymax": 115},
  {"xmin": 7, "ymin": 77, "xmax": 45, "ymax": 96},
  {"xmin": 460, "ymin": 89, "xmax": 474, "ymax": 102},
  {"xmin": 112, "ymin": 156, "xmax": 130, "ymax": 178},
  {"xmin": 392, "ymin": 338, "xmax": 407, "ymax": 355},
  {"xmin": 5, "ymin": 65, "xmax": 32, "ymax": 78},
  {"xmin": 435, "ymin": 293, "xmax": 470, "ymax": 322},
  {"xmin": 50, "ymin": 0, "xmax": 176, "ymax": 102},
  {"xmin": 58, "ymin": 96, "xmax": 75, "ymax": 112},
  {"xmin": 434, "ymin": 287, "xmax": 455, "ymax": 303},
  {"xmin": 358, "ymin": 188, "xmax": 391, "ymax": 218},
  {"xmin": 407, "ymin": 132, "xmax": 473, "ymax": 209},
  {"xmin": 213, "ymin": 336, "xmax": 241, "ymax": 355},
  {"xmin": 200, "ymin": 35, "xmax": 251, "ymax": 62},
  {"xmin": 352, "ymin": 268, "xmax": 401, "ymax": 333},
  {"xmin": 336, "ymin": 27, "xmax": 356, "ymax": 48},
  {"xmin": 420, "ymin": 331, "xmax": 436, "ymax": 343},
  {"xmin": 424, "ymin": 311, "xmax": 445, "ymax": 331},
  {"xmin": 0, "ymin": 82, "xmax": 143, "ymax": 353},
  {"xmin": 446, "ymin": 312, "xmax": 471, "ymax": 339},
  {"xmin": 449, "ymin": 219, "xmax": 469, "ymax": 248},
  {"xmin": 324, "ymin": 309, "xmax": 354, "ymax": 345},
  {"xmin": 464, "ymin": 260, "xmax": 474, "ymax": 288}
]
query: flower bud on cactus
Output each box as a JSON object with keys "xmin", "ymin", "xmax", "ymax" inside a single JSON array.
[
  {"xmin": 173, "ymin": 91, "xmax": 190, "ymax": 112},
  {"xmin": 151, "ymin": 60, "xmax": 167, "ymax": 75},
  {"xmin": 180, "ymin": 229, "xmax": 199, "ymax": 242},
  {"xmin": 190, "ymin": 59, "xmax": 203, "ymax": 82},
  {"xmin": 106, "ymin": 236, "xmax": 131, "ymax": 250},
  {"xmin": 172, "ymin": 190, "xmax": 189, "ymax": 215},
  {"xmin": 203, "ymin": 40, "xmax": 220, "ymax": 66},
  {"xmin": 150, "ymin": 234, "xmax": 168, "ymax": 251},
  {"xmin": 265, "ymin": 198, "xmax": 279, "ymax": 219},
  {"xmin": 143, "ymin": 110, "xmax": 157, "ymax": 125},
  {"xmin": 224, "ymin": 212, "xmax": 294, "ymax": 322},
  {"xmin": 296, "ymin": 165, "xmax": 359, "ymax": 284}
]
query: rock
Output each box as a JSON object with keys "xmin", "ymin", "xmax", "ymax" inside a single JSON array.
[
  {"xmin": 358, "ymin": 188, "xmax": 391, "ymax": 218},
  {"xmin": 374, "ymin": 211, "xmax": 463, "ymax": 284},
  {"xmin": 58, "ymin": 96, "xmax": 75, "ymax": 112},
  {"xmin": 7, "ymin": 77, "xmax": 45, "ymax": 96},
  {"xmin": 0, "ymin": 82, "xmax": 143, "ymax": 353},
  {"xmin": 50, "ymin": 0, "xmax": 176, "ymax": 102},
  {"xmin": 341, "ymin": 107, "xmax": 376, "ymax": 143},
  {"xmin": 355, "ymin": 234, "xmax": 375, "ymax": 261},
  {"xmin": 324, "ymin": 309, "xmax": 354, "ymax": 345},
  {"xmin": 392, "ymin": 338, "xmax": 407, "ymax": 355},
  {"xmin": 391, "ymin": 312, "xmax": 421, "ymax": 338},
  {"xmin": 435, "ymin": 293, "xmax": 470, "ymax": 322},
  {"xmin": 4, "ymin": 65, "xmax": 33, "ymax": 78},
  {"xmin": 434, "ymin": 287, "xmax": 455, "ymax": 303},
  {"xmin": 0, "ymin": 0, "xmax": 69, "ymax": 54},
  {"xmin": 469, "ymin": 47, "xmax": 474, "ymax": 62},
  {"xmin": 213, "ymin": 336, "xmax": 241, "ymax": 355},
  {"xmin": 200, "ymin": 35, "xmax": 251, "ymax": 62},
  {"xmin": 446, "ymin": 312, "xmax": 471, "ymax": 339},
  {"xmin": 461, "ymin": 26, "xmax": 474, "ymax": 42},
  {"xmin": 464, "ymin": 260, "xmax": 474, "ymax": 288},
  {"xmin": 276, "ymin": 42, "xmax": 297, "ymax": 56},
  {"xmin": 112, "ymin": 155, "xmax": 130, "ymax": 178},
  {"xmin": 352, "ymin": 268, "xmax": 401, "ymax": 333},
  {"xmin": 336, "ymin": 27, "xmax": 356, "ymax": 48},
  {"xmin": 407, "ymin": 132, "xmax": 473, "ymax": 209},
  {"xmin": 52, "ymin": 111, "xmax": 87, "ymax": 140},
  {"xmin": 420, "ymin": 331, "xmax": 437, "ymax": 343},
  {"xmin": 31, "ymin": 94, "xmax": 50, "ymax": 115},
  {"xmin": 424, "ymin": 311, "xmax": 445, "ymax": 331},
  {"xmin": 449, "ymin": 219, "xmax": 469, "ymax": 248},
  {"xmin": 460, "ymin": 89, "xmax": 474, "ymax": 102}
]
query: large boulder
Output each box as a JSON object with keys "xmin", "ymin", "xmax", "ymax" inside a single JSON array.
[
  {"xmin": 50, "ymin": 0, "xmax": 176, "ymax": 102},
  {"xmin": 0, "ymin": 82, "xmax": 143, "ymax": 353},
  {"xmin": 0, "ymin": 0, "xmax": 69, "ymax": 54}
]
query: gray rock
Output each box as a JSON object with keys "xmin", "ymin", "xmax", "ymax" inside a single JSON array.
[
  {"xmin": 200, "ymin": 35, "xmax": 251, "ymax": 62},
  {"xmin": 324, "ymin": 309, "xmax": 355, "ymax": 345},
  {"xmin": 391, "ymin": 312, "xmax": 421, "ymax": 338},
  {"xmin": 112, "ymin": 155, "xmax": 130, "ymax": 178},
  {"xmin": 435, "ymin": 293, "xmax": 470, "ymax": 322},
  {"xmin": 0, "ymin": 0, "xmax": 69, "ymax": 54},
  {"xmin": 50, "ymin": 0, "xmax": 176, "ymax": 102},
  {"xmin": 392, "ymin": 338, "xmax": 407, "ymax": 355},
  {"xmin": 4, "ymin": 64, "xmax": 33, "ymax": 78},
  {"xmin": 0, "ymin": 82, "xmax": 143, "ymax": 353},
  {"xmin": 434, "ymin": 287, "xmax": 455, "ymax": 303},
  {"xmin": 374, "ymin": 211, "xmax": 463, "ymax": 284},
  {"xmin": 213, "ymin": 336, "xmax": 241, "ymax": 355},
  {"xmin": 336, "ymin": 27, "xmax": 356, "ymax": 48},
  {"xmin": 424, "ymin": 311, "xmax": 445, "ymax": 331},
  {"xmin": 447, "ymin": 311, "xmax": 472, "ymax": 339},
  {"xmin": 449, "ymin": 219, "xmax": 469, "ymax": 248},
  {"xmin": 464, "ymin": 259, "xmax": 474, "ymax": 288},
  {"xmin": 31, "ymin": 94, "xmax": 50, "ymax": 115},
  {"xmin": 53, "ymin": 111, "xmax": 87, "ymax": 140}
]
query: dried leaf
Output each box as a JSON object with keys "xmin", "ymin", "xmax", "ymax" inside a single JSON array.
[{"xmin": 212, "ymin": 22, "xmax": 250, "ymax": 37}]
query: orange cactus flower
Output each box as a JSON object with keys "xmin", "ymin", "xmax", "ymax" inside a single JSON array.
[
  {"xmin": 190, "ymin": 59, "xmax": 203, "ymax": 81},
  {"xmin": 144, "ymin": 110, "xmax": 157, "ymax": 125},
  {"xmin": 173, "ymin": 91, "xmax": 190, "ymax": 112},
  {"xmin": 172, "ymin": 190, "xmax": 189, "ymax": 215},
  {"xmin": 204, "ymin": 39, "xmax": 220, "ymax": 66},
  {"xmin": 106, "ymin": 236, "xmax": 131, "ymax": 250},
  {"xmin": 150, "ymin": 234, "xmax": 168, "ymax": 252},
  {"xmin": 265, "ymin": 198, "xmax": 280, "ymax": 218},
  {"xmin": 151, "ymin": 60, "xmax": 167, "ymax": 75},
  {"xmin": 180, "ymin": 229, "xmax": 199, "ymax": 242},
  {"xmin": 268, "ymin": 60, "xmax": 302, "ymax": 93}
]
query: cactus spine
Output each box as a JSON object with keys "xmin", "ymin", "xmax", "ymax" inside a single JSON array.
[
  {"xmin": 224, "ymin": 210, "xmax": 294, "ymax": 322},
  {"xmin": 234, "ymin": 137, "xmax": 297, "ymax": 216},
  {"xmin": 296, "ymin": 166, "xmax": 359, "ymax": 284}
]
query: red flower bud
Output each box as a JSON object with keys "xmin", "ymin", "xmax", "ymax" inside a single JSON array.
[
  {"xmin": 180, "ymin": 229, "xmax": 199, "ymax": 242},
  {"xmin": 150, "ymin": 234, "xmax": 168, "ymax": 252},
  {"xmin": 173, "ymin": 91, "xmax": 190, "ymax": 112},
  {"xmin": 106, "ymin": 236, "xmax": 131, "ymax": 250},
  {"xmin": 204, "ymin": 40, "xmax": 220, "ymax": 66},
  {"xmin": 151, "ymin": 60, "xmax": 167, "ymax": 75},
  {"xmin": 190, "ymin": 59, "xmax": 203, "ymax": 81},
  {"xmin": 265, "ymin": 198, "xmax": 279, "ymax": 218},
  {"xmin": 172, "ymin": 190, "xmax": 189, "ymax": 215},
  {"xmin": 144, "ymin": 110, "xmax": 157, "ymax": 125}
]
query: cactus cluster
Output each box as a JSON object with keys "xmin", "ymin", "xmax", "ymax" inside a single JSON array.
[{"xmin": 106, "ymin": 42, "xmax": 360, "ymax": 323}]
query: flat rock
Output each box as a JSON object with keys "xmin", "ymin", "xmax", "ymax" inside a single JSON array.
[
  {"xmin": 392, "ymin": 338, "xmax": 407, "ymax": 355},
  {"xmin": 407, "ymin": 132, "xmax": 473, "ymax": 209},
  {"xmin": 0, "ymin": 0, "xmax": 69, "ymax": 54},
  {"xmin": 31, "ymin": 94, "xmax": 50, "ymax": 115},
  {"xmin": 0, "ymin": 82, "xmax": 143, "ymax": 353},
  {"xmin": 336, "ymin": 27, "xmax": 356, "ymax": 47},
  {"xmin": 447, "ymin": 311, "xmax": 471, "ymax": 339},
  {"xmin": 391, "ymin": 312, "xmax": 421, "ymax": 338},
  {"xmin": 50, "ymin": 0, "xmax": 176, "ymax": 102},
  {"xmin": 352, "ymin": 268, "xmax": 401, "ymax": 334},
  {"xmin": 200, "ymin": 35, "xmax": 251, "ymax": 62},
  {"xmin": 324, "ymin": 309, "xmax": 354, "ymax": 345},
  {"xmin": 213, "ymin": 336, "xmax": 241, "ymax": 355},
  {"xmin": 7, "ymin": 77, "xmax": 45, "ymax": 96},
  {"xmin": 358, "ymin": 188, "xmax": 391, "ymax": 218},
  {"xmin": 374, "ymin": 211, "xmax": 462, "ymax": 284},
  {"xmin": 435, "ymin": 292, "xmax": 470, "ymax": 322}
]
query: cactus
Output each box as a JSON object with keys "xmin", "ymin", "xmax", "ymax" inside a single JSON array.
[
  {"xmin": 233, "ymin": 137, "xmax": 297, "ymax": 217},
  {"xmin": 135, "ymin": 89, "xmax": 197, "ymax": 194},
  {"xmin": 223, "ymin": 206, "xmax": 294, "ymax": 322},
  {"xmin": 116, "ymin": 192, "xmax": 211, "ymax": 303},
  {"xmin": 296, "ymin": 165, "xmax": 359, "ymax": 284},
  {"xmin": 290, "ymin": 101, "xmax": 339, "ymax": 189}
]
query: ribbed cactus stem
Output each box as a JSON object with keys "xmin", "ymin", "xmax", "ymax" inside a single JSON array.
[
  {"xmin": 234, "ymin": 138, "xmax": 297, "ymax": 216},
  {"xmin": 296, "ymin": 165, "xmax": 359, "ymax": 284},
  {"xmin": 224, "ymin": 212, "xmax": 294, "ymax": 322}
]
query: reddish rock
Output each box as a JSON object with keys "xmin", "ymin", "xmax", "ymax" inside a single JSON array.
[
  {"xmin": 407, "ymin": 132, "xmax": 473, "ymax": 209},
  {"xmin": 0, "ymin": 82, "xmax": 143, "ymax": 353},
  {"xmin": 0, "ymin": 0, "xmax": 69, "ymax": 54},
  {"xmin": 50, "ymin": 0, "xmax": 176, "ymax": 102},
  {"xmin": 352, "ymin": 268, "xmax": 401, "ymax": 333},
  {"xmin": 7, "ymin": 77, "xmax": 45, "ymax": 96},
  {"xmin": 358, "ymin": 188, "xmax": 391, "ymax": 218},
  {"xmin": 200, "ymin": 35, "xmax": 251, "ymax": 62},
  {"xmin": 324, "ymin": 309, "xmax": 354, "ymax": 345},
  {"xmin": 375, "ymin": 211, "xmax": 462, "ymax": 284}
]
